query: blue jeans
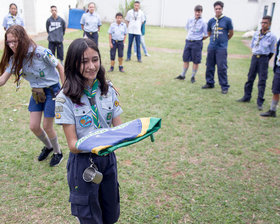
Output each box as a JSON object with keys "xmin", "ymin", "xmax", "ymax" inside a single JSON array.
[
  {"xmin": 133, "ymin": 35, "xmax": 148, "ymax": 55},
  {"xmin": 205, "ymin": 48, "xmax": 230, "ymax": 90},
  {"xmin": 127, "ymin": 34, "xmax": 141, "ymax": 60}
]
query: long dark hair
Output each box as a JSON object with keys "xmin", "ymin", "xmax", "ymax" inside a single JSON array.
[
  {"xmin": 63, "ymin": 38, "xmax": 108, "ymax": 104},
  {"xmin": 0, "ymin": 25, "xmax": 36, "ymax": 83}
]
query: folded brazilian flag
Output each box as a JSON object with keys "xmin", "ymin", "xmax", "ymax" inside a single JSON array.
[{"xmin": 76, "ymin": 117, "xmax": 161, "ymax": 156}]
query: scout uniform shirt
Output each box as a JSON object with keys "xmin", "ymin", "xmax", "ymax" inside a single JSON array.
[
  {"xmin": 108, "ymin": 22, "xmax": 127, "ymax": 41},
  {"xmin": 5, "ymin": 46, "xmax": 59, "ymax": 88},
  {"xmin": 186, "ymin": 17, "xmax": 207, "ymax": 41},
  {"xmin": 207, "ymin": 16, "xmax": 233, "ymax": 50},
  {"xmin": 251, "ymin": 30, "xmax": 277, "ymax": 55},
  {"xmin": 2, "ymin": 13, "xmax": 24, "ymax": 30},
  {"xmin": 55, "ymin": 85, "xmax": 123, "ymax": 140},
  {"xmin": 80, "ymin": 12, "xmax": 102, "ymax": 33}
]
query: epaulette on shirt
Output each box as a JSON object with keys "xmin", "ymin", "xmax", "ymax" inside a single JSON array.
[{"xmin": 107, "ymin": 80, "xmax": 120, "ymax": 96}]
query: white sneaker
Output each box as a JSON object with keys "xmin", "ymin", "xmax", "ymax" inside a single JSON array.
[
  {"xmin": 134, "ymin": 53, "xmax": 137, "ymax": 56},
  {"xmin": 145, "ymin": 53, "xmax": 151, "ymax": 57}
]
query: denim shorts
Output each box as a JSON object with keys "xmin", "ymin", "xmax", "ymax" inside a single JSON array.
[
  {"xmin": 28, "ymin": 83, "xmax": 61, "ymax": 117},
  {"xmin": 272, "ymin": 70, "xmax": 280, "ymax": 94}
]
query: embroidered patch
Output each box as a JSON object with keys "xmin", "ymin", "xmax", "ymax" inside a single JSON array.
[
  {"xmin": 55, "ymin": 113, "xmax": 61, "ymax": 119},
  {"xmin": 79, "ymin": 115, "xmax": 92, "ymax": 128},
  {"xmin": 39, "ymin": 70, "xmax": 45, "ymax": 77},
  {"xmin": 56, "ymin": 97, "xmax": 66, "ymax": 104},
  {"xmin": 114, "ymin": 100, "xmax": 119, "ymax": 107},
  {"xmin": 55, "ymin": 106, "xmax": 64, "ymax": 112},
  {"xmin": 106, "ymin": 112, "xmax": 112, "ymax": 120},
  {"xmin": 36, "ymin": 53, "xmax": 41, "ymax": 58}
]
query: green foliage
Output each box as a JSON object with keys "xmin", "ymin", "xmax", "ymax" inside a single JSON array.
[
  {"xmin": 0, "ymin": 26, "xmax": 280, "ymax": 223},
  {"xmin": 119, "ymin": 0, "xmax": 135, "ymax": 17}
]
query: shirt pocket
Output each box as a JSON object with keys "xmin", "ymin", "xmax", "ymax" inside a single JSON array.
[
  {"xmin": 101, "ymin": 97, "xmax": 113, "ymax": 112},
  {"xmin": 74, "ymin": 106, "xmax": 93, "ymax": 128}
]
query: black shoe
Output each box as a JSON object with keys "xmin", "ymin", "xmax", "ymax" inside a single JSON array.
[
  {"xmin": 221, "ymin": 89, "xmax": 228, "ymax": 94},
  {"xmin": 50, "ymin": 153, "xmax": 63, "ymax": 167},
  {"xmin": 260, "ymin": 110, "xmax": 276, "ymax": 117},
  {"xmin": 191, "ymin": 76, "xmax": 195, "ymax": 83},
  {"xmin": 257, "ymin": 105, "xmax": 263, "ymax": 111},
  {"xmin": 38, "ymin": 147, "xmax": 53, "ymax": 161},
  {"xmin": 119, "ymin": 66, "xmax": 125, "ymax": 72},
  {"xmin": 175, "ymin": 75, "xmax": 185, "ymax": 80},
  {"xmin": 108, "ymin": 66, "xmax": 114, "ymax": 72},
  {"xmin": 201, "ymin": 84, "xmax": 214, "ymax": 89},
  {"xmin": 138, "ymin": 60, "xmax": 142, "ymax": 63},
  {"xmin": 125, "ymin": 58, "xmax": 131, "ymax": 62},
  {"xmin": 236, "ymin": 97, "xmax": 250, "ymax": 102}
]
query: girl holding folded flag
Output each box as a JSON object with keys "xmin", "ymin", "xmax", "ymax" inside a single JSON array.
[{"xmin": 55, "ymin": 38, "xmax": 122, "ymax": 224}]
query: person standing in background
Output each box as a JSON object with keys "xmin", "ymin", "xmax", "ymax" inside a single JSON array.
[
  {"xmin": 46, "ymin": 5, "xmax": 66, "ymax": 65},
  {"xmin": 3, "ymin": 3, "xmax": 24, "ymax": 31},
  {"xmin": 80, "ymin": 2, "xmax": 102, "ymax": 47},
  {"xmin": 202, "ymin": 1, "xmax": 233, "ymax": 94},
  {"xmin": 175, "ymin": 5, "xmax": 207, "ymax": 83},
  {"xmin": 125, "ymin": 1, "xmax": 145, "ymax": 63}
]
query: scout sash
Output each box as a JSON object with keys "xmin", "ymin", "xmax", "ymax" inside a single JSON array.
[{"xmin": 76, "ymin": 117, "xmax": 161, "ymax": 156}]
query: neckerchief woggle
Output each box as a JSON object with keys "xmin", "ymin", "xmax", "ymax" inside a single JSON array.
[
  {"xmin": 84, "ymin": 79, "xmax": 100, "ymax": 129},
  {"xmin": 213, "ymin": 14, "xmax": 224, "ymax": 41},
  {"xmin": 76, "ymin": 117, "xmax": 162, "ymax": 156}
]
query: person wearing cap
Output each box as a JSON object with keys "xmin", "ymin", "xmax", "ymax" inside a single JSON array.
[
  {"xmin": 202, "ymin": 1, "xmax": 233, "ymax": 94},
  {"xmin": 175, "ymin": 5, "xmax": 207, "ymax": 83},
  {"xmin": 237, "ymin": 15, "xmax": 277, "ymax": 111}
]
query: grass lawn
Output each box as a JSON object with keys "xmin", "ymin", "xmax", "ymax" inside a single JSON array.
[{"xmin": 0, "ymin": 24, "xmax": 279, "ymax": 223}]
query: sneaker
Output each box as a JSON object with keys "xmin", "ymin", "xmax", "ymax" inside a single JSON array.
[
  {"xmin": 119, "ymin": 66, "xmax": 125, "ymax": 72},
  {"xmin": 134, "ymin": 52, "xmax": 137, "ymax": 56},
  {"xmin": 125, "ymin": 58, "xmax": 131, "ymax": 62},
  {"xmin": 175, "ymin": 75, "xmax": 185, "ymax": 80},
  {"xmin": 260, "ymin": 110, "xmax": 276, "ymax": 117},
  {"xmin": 38, "ymin": 147, "xmax": 53, "ymax": 161},
  {"xmin": 50, "ymin": 153, "xmax": 63, "ymax": 167},
  {"xmin": 201, "ymin": 84, "xmax": 214, "ymax": 89},
  {"xmin": 257, "ymin": 105, "xmax": 263, "ymax": 111},
  {"xmin": 236, "ymin": 97, "xmax": 250, "ymax": 102},
  {"xmin": 108, "ymin": 66, "xmax": 114, "ymax": 72},
  {"xmin": 145, "ymin": 53, "xmax": 151, "ymax": 57},
  {"xmin": 191, "ymin": 76, "xmax": 195, "ymax": 83},
  {"xmin": 138, "ymin": 60, "xmax": 142, "ymax": 63},
  {"xmin": 221, "ymin": 89, "xmax": 228, "ymax": 94}
]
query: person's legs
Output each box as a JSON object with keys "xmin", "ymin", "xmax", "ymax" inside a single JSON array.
[
  {"xmin": 190, "ymin": 41, "xmax": 202, "ymax": 83},
  {"xmin": 216, "ymin": 49, "xmax": 229, "ymax": 92},
  {"xmin": 135, "ymin": 35, "xmax": 141, "ymax": 61},
  {"xmin": 57, "ymin": 42, "xmax": 64, "ymax": 63},
  {"xmin": 93, "ymin": 32, "xmax": 99, "ymax": 47},
  {"xmin": 243, "ymin": 56, "xmax": 258, "ymax": 100},
  {"xmin": 126, "ymin": 34, "xmax": 134, "ymax": 60},
  {"xmin": 257, "ymin": 56, "xmax": 269, "ymax": 107},
  {"xmin": 109, "ymin": 40, "xmax": 117, "ymax": 71},
  {"xmin": 141, "ymin": 35, "xmax": 149, "ymax": 56},
  {"xmin": 176, "ymin": 40, "xmax": 191, "ymax": 80},
  {"xmin": 118, "ymin": 41, "xmax": 124, "ymax": 72},
  {"xmin": 203, "ymin": 49, "xmax": 216, "ymax": 88},
  {"xmin": 48, "ymin": 42, "xmax": 56, "ymax": 56}
]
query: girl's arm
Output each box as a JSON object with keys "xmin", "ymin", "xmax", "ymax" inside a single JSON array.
[
  {"xmin": 112, "ymin": 115, "xmax": 121, "ymax": 127},
  {"xmin": 0, "ymin": 71, "xmax": 12, "ymax": 86},
  {"xmin": 62, "ymin": 124, "xmax": 82, "ymax": 154},
  {"xmin": 56, "ymin": 63, "xmax": 65, "ymax": 85}
]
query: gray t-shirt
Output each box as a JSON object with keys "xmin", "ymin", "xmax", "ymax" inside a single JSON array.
[{"xmin": 55, "ymin": 85, "xmax": 123, "ymax": 140}]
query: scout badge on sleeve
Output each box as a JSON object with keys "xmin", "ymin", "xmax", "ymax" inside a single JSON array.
[
  {"xmin": 83, "ymin": 157, "xmax": 103, "ymax": 184},
  {"xmin": 32, "ymin": 88, "xmax": 46, "ymax": 104},
  {"xmin": 76, "ymin": 117, "xmax": 162, "ymax": 156}
]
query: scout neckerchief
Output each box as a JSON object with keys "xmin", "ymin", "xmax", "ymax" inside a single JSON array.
[
  {"xmin": 133, "ymin": 10, "xmax": 138, "ymax": 21},
  {"xmin": 84, "ymin": 79, "xmax": 101, "ymax": 129},
  {"xmin": 213, "ymin": 14, "xmax": 224, "ymax": 41},
  {"xmin": 191, "ymin": 17, "xmax": 201, "ymax": 33},
  {"xmin": 255, "ymin": 29, "xmax": 270, "ymax": 47}
]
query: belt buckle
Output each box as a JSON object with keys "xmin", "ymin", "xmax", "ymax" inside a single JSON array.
[
  {"xmin": 89, "ymin": 32, "xmax": 92, "ymax": 35},
  {"xmin": 256, "ymin": 55, "xmax": 260, "ymax": 58}
]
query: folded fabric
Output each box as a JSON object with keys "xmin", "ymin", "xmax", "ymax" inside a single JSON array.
[{"xmin": 76, "ymin": 117, "xmax": 161, "ymax": 156}]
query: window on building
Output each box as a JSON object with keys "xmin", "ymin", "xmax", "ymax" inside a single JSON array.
[{"xmin": 271, "ymin": 2, "xmax": 275, "ymax": 19}]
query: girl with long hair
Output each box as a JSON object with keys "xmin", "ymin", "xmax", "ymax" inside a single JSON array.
[
  {"xmin": 55, "ymin": 38, "xmax": 122, "ymax": 223},
  {"xmin": 0, "ymin": 25, "xmax": 64, "ymax": 167}
]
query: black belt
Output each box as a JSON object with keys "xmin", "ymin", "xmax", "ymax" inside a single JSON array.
[
  {"xmin": 113, "ymin": 40, "xmax": 123, "ymax": 43},
  {"xmin": 187, "ymin": 39, "xmax": 202, "ymax": 42},
  {"xmin": 254, "ymin": 54, "xmax": 268, "ymax": 58},
  {"xmin": 86, "ymin": 31, "xmax": 97, "ymax": 35}
]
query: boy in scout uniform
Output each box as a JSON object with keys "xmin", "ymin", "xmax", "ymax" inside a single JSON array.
[
  {"xmin": 108, "ymin": 12, "xmax": 127, "ymax": 72},
  {"xmin": 237, "ymin": 15, "xmax": 277, "ymax": 110}
]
